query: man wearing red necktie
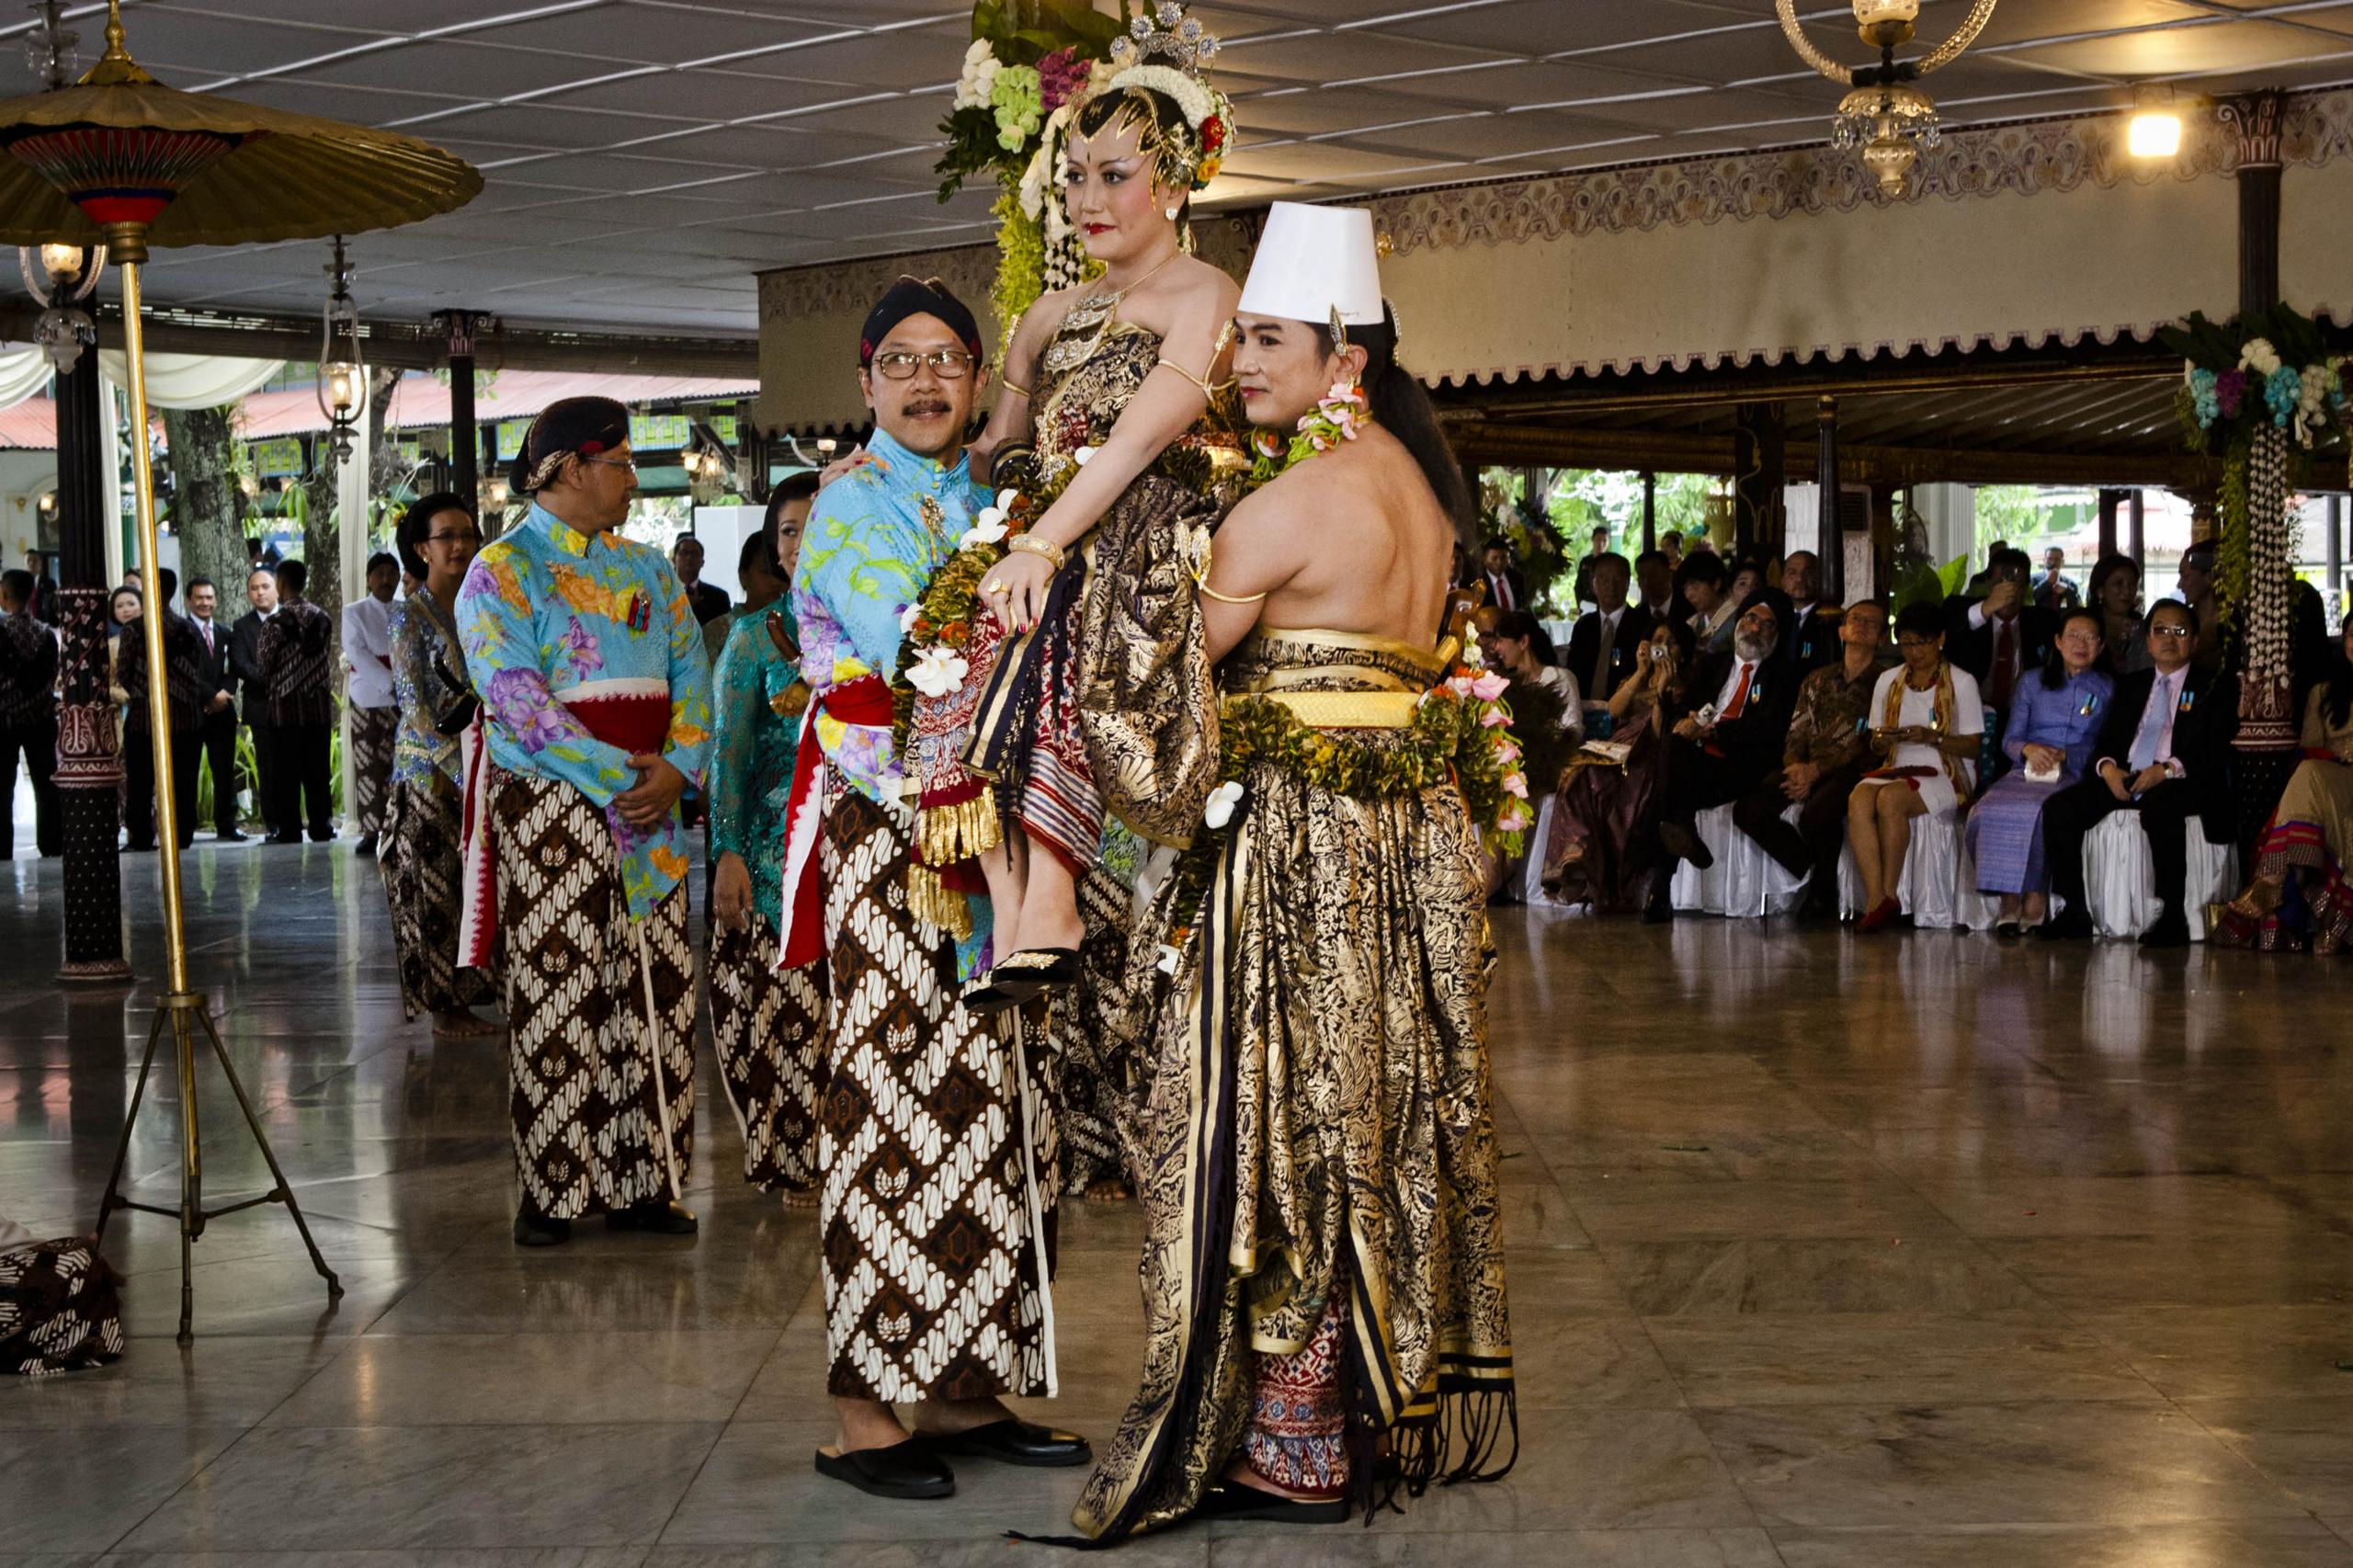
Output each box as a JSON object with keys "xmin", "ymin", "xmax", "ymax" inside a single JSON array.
[
  {"xmin": 1481, "ymin": 537, "xmax": 1527, "ymax": 614},
  {"xmin": 1648, "ymin": 601, "xmax": 1799, "ymax": 918}
]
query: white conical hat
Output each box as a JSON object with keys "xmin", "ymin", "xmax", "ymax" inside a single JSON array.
[{"xmin": 1237, "ymin": 201, "xmax": 1384, "ymax": 327}]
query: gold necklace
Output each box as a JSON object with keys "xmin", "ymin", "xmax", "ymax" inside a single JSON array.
[{"xmin": 1043, "ymin": 246, "xmax": 1182, "ymax": 375}]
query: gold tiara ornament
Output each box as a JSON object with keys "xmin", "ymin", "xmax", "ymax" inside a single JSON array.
[{"xmin": 1094, "ymin": 1, "xmax": 1234, "ymax": 191}]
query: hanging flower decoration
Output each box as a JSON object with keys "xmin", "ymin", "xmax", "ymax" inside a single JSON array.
[{"xmin": 1247, "ymin": 381, "xmax": 1370, "ymax": 486}]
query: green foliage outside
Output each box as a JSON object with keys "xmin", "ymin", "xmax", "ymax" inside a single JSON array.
[
  {"xmin": 1973, "ymin": 484, "xmax": 2094, "ymax": 561},
  {"xmin": 1481, "ymin": 469, "xmax": 1726, "ymax": 614}
]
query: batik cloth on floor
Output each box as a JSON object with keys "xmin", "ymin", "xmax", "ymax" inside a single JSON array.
[
  {"xmin": 494, "ymin": 767, "xmax": 696, "ymax": 1221},
  {"xmin": 816, "ymin": 778, "xmax": 1056, "ymax": 1403},
  {"xmin": 0, "ymin": 1234, "xmax": 123, "ymax": 1376},
  {"xmin": 1072, "ymin": 629, "xmax": 1516, "ymax": 1542},
  {"xmin": 381, "ymin": 778, "xmax": 497, "ymax": 1017},
  {"xmin": 710, "ymin": 911, "xmax": 824, "ymax": 1192},
  {"xmin": 350, "ymin": 702, "xmax": 398, "ymax": 840}
]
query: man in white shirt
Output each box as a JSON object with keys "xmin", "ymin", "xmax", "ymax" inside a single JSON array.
[
  {"xmin": 341, "ymin": 551, "xmax": 401, "ymax": 858},
  {"xmin": 184, "ymin": 577, "xmax": 246, "ymax": 841}
]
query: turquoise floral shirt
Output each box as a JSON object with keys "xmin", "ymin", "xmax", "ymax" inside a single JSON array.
[
  {"xmin": 790, "ymin": 429, "xmax": 984, "ymax": 805},
  {"xmin": 455, "ymin": 503, "xmax": 714, "ymax": 920},
  {"xmin": 707, "ymin": 602, "xmax": 801, "ymax": 927}
]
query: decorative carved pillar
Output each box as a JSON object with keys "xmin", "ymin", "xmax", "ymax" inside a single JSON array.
[
  {"xmin": 51, "ymin": 346, "xmax": 130, "ymax": 983},
  {"xmin": 2218, "ymin": 92, "xmax": 2282, "ymax": 322},
  {"xmin": 435, "ymin": 310, "xmax": 492, "ymax": 516},
  {"xmin": 1815, "ymin": 397, "xmax": 1843, "ymax": 605},
  {"xmin": 2096, "ymin": 488, "xmax": 2122, "ymax": 562},
  {"xmin": 2127, "ymin": 489, "xmax": 2145, "ymax": 566},
  {"xmin": 1641, "ymin": 471, "xmax": 1656, "ymax": 557},
  {"xmin": 1732, "ymin": 402, "xmax": 1784, "ymax": 562}
]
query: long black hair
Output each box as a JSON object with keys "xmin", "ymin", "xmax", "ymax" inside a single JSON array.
[
  {"xmin": 1492, "ymin": 608, "xmax": 1555, "ymax": 665},
  {"xmin": 1347, "ymin": 304, "xmax": 1472, "ymax": 531},
  {"xmin": 2040, "ymin": 607, "xmax": 2108, "ymax": 689}
]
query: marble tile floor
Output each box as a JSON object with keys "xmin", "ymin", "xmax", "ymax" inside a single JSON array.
[{"xmin": 2, "ymin": 846, "xmax": 2351, "ymax": 1566}]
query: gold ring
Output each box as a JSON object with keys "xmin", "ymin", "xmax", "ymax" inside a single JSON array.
[{"xmin": 983, "ymin": 579, "xmax": 1005, "ymax": 594}]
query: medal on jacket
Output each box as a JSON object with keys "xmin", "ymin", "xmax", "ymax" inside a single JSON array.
[
  {"xmin": 2178, "ymin": 687, "xmax": 2195, "ymax": 712},
  {"xmin": 627, "ymin": 590, "xmax": 650, "ymax": 633}
]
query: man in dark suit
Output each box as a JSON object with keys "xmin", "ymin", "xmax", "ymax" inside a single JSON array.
[
  {"xmin": 1563, "ymin": 551, "xmax": 1653, "ymax": 721},
  {"xmin": 1648, "ymin": 600, "xmax": 1799, "ymax": 917},
  {"xmin": 1945, "ymin": 545, "xmax": 2057, "ymax": 725},
  {"xmin": 1480, "ymin": 537, "xmax": 1529, "ymax": 615},
  {"xmin": 1779, "ymin": 549, "xmax": 1846, "ymax": 676},
  {"xmin": 2040, "ymin": 599, "xmax": 2237, "ymax": 949},
  {"xmin": 0, "ymin": 568, "xmax": 59, "ymax": 858},
  {"xmin": 116, "ymin": 566, "xmax": 207, "ymax": 851},
  {"xmin": 1571, "ymin": 527, "xmax": 1610, "ymax": 608},
  {"xmin": 229, "ymin": 563, "xmax": 284, "ymax": 840},
  {"xmin": 670, "ymin": 535, "xmax": 733, "ymax": 626},
  {"xmin": 183, "ymin": 576, "xmax": 246, "ymax": 841}
]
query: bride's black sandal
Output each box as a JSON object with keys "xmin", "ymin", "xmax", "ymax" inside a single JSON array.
[
  {"xmin": 1192, "ymin": 1481, "xmax": 1349, "ymax": 1525},
  {"xmin": 962, "ymin": 946, "xmax": 1080, "ymax": 1015}
]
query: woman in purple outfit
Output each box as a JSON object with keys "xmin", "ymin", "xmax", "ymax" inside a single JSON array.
[{"xmin": 1967, "ymin": 608, "xmax": 2112, "ymax": 936}]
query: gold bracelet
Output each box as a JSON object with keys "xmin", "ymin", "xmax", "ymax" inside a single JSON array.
[
  {"xmin": 1000, "ymin": 376, "xmax": 1033, "ymax": 399},
  {"xmin": 1006, "ymin": 533, "xmax": 1067, "ymax": 571}
]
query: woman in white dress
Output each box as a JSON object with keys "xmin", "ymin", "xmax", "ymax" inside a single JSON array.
[{"xmin": 1847, "ymin": 599, "xmax": 1984, "ymax": 932}]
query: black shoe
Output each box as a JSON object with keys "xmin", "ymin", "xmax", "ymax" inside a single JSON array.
[
  {"xmin": 917, "ymin": 1417, "xmax": 1092, "ymax": 1468},
  {"xmin": 1994, "ymin": 918, "xmax": 2023, "ymax": 939},
  {"xmin": 308, "ymin": 827, "xmax": 335, "ymax": 843},
  {"xmin": 2037, "ymin": 912, "xmax": 2093, "ymax": 941},
  {"xmin": 2140, "ymin": 912, "xmax": 2191, "ymax": 949},
  {"xmin": 513, "ymin": 1212, "xmax": 572, "ymax": 1246},
  {"xmin": 1790, "ymin": 903, "xmax": 1837, "ymax": 927},
  {"xmin": 605, "ymin": 1199, "xmax": 698, "ymax": 1234},
  {"xmin": 217, "ymin": 828, "xmax": 249, "ymax": 843},
  {"xmin": 355, "ymin": 835, "xmax": 378, "ymax": 858},
  {"xmin": 124, "ymin": 840, "xmax": 154, "ymax": 852},
  {"xmin": 1657, "ymin": 820, "xmax": 1713, "ymax": 870},
  {"xmin": 267, "ymin": 831, "xmax": 303, "ymax": 845},
  {"xmin": 964, "ymin": 947, "xmax": 1081, "ymax": 1015},
  {"xmin": 813, "ymin": 1439, "xmax": 955, "ymax": 1500},
  {"xmin": 1642, "ymin": 881, "xmax": 1674, "ymax": 925},
  {"xmin": 1192, "ymin": 1481, "xmax": 1348, "ymax": 1526}
]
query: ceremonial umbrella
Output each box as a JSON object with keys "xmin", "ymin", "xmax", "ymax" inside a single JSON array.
[{"xmin": 0, "ymin": 0, "xmax": 483, "ymax": 1342}]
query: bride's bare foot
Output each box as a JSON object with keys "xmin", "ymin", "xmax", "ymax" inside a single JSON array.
[
  {"xmin": 432, "ymin": 1008, "xmax": 503, "ymax": 1038},
  {"xmin": 781, "ymin": 1187, "xmax": 820, "ymax": 1210},
  {"xmin": 1222, "ymin": 1459, "xmax": 1326, "ymax": 1501},
  {"xmin": 1083, "ymin": 1177, "xmax": 1131, "ymax": 1204}
]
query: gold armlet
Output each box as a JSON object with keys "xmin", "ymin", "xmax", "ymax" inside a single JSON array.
[
  {"xmin": 999, "ymin": 377, "xmax": 1033, "ymax": 399},
  {"xmin": 1199, "ymin": 582, "xmax": 1269, "ymax": 605},
  {"xmin": 1006, "ymin": 533, "xmax": 1068, "ymax": 571},
  {"xmin": 1150, "ymin": 358, "xmax": 1225, "ymax": 397}
]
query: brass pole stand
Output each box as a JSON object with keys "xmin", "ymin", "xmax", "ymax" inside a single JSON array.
[{"xmin": 85, "ymin": 251, "xmax": 341, "ymax": 1344}]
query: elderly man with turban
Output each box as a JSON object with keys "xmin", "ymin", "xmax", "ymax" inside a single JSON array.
[{"xmin": 454, "ymin": 396, "xmax": 714, "ymax": 1247}]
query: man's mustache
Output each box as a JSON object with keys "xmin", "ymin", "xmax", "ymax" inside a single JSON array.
[{"xmin": 903, "ymin": 399, "xmax": 951, "ymax": 416}]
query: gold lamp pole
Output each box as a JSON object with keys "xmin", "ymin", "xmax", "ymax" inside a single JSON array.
[{"xmin": 0, "ymin": 0, "xmax": 483, "ymax": 1343}]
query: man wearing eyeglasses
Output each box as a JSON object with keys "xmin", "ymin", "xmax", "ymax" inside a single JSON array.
[
  {"xmin": 2039, "ymin": 597, "xmax": 2238, "ymax": 948},
  {"xmin": 454, "ymin": 395, "xmax": 715, "ymax": 1247},
  {"xmin": 779, "ymin": 276, "xmax": 1081, "ymax": 1503}
]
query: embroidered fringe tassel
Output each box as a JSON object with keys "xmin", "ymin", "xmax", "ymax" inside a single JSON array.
[
  {"xmin": 1378, "ymin": 1384, "xmax": 1520, "ymax": 1522},
  {"xmin": 917, "ymin": 791, "xmax": 1003, "ymax": 866},
  {"xmin": 905, "ymin": 863, "xmax": 974, "ymax": 939}
]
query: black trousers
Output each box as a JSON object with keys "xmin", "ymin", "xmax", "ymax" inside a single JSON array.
[
  {"xmin": 0, "ymin": 714, "xmax": 59, "ymax": 858},
  {"xmin": 246, "ymin": 718, "xmax": 282, "ymax": 834},
  {"xmin": 2045, "ymin": 775, "xmax": 2201, "ymax": 919},
  {"xmin": 1733, "ymin": 759, "xmax": 1868, "ymax": 903},
  {"xmin": 123, "ymin": 723, "xmax": 200, "ymax": 848},
  {"xmin": 273, "ymin": 722, "xmax": 333, "ymax": 838},
  {"xmin": 1662, "ymin": 735, "xmax": 1768, "ymax": 829},
  {"xmin": 198, "ymin": 709, "xmax": 241, "ymax": 835}
]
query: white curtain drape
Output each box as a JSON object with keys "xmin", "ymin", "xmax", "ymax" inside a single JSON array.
[
  {"xmin": 97, "ymin": 350, "xmax": 283, "ymax": 410},
  {"xmin": 0, "ymin": 346, "xmax": 51, "ymax": 412}
]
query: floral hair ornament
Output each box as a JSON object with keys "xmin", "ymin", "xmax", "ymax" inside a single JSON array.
[{"xmin": 1094, "ymin": 1, "xmax": 1234, "ymax": 193}]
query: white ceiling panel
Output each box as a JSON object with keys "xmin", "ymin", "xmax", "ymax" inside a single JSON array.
[{"xmin": 0, "ymin": 0, "xmax": 2338, "ymax": 341}]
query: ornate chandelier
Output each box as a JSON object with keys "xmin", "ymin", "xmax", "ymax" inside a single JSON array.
[{"xmin": 1776, "ymin": 0, "xmax": 1999, "ymax": 197}]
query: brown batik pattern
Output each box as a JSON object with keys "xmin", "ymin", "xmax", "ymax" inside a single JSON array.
[
  {"xmin": 350, "ymin": 702, "xmax": 398, "ymax": 839},
  {"xmin": 494, "ymin": 768, "xmax": 696, "ymax": 1221},
  {"xmin": 817, "ymin": 778, "xmax": 1054, "ymax": 1403},
  {"xmin": 1045, "ymin": 834, "xmax": 1151, "ymax": 1194},
  {"xmin": 0, "ymin": 1236, "xmax": 124, "ymax": 1376},
  {"xmin": 710, "ymin": 911, "xmax": 826, "ymax": 1193},
  {"xmin": 380, "ymin": 778, "xmax": 496, "ymax": 1017}
]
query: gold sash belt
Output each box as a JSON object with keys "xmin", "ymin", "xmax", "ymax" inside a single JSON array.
[{"xmin": 1225, "ymin": 689, "xmax": 1424, "ymax": 729}]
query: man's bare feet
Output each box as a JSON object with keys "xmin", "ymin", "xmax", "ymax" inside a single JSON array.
[
  {"xmin": 1083, "ymin": 1177, "xmax": 1131, "ymax": 1204},
  {"xmin": 431, "ymin": 1008, "xmax": 503, "ymax": 1038}
]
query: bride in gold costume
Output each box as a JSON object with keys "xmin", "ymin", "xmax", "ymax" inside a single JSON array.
[
  {"xmin": 904, "ymin": 7, "xmax": 1241, "ymax": 1028},
  {"xmin": 1059, "ymin": 205, "xmax": 1517, "ymax": 1541}
]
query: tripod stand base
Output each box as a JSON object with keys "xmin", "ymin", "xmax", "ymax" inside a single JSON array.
[{"xmin": 92, "ymin": 990, "xmax": 343, "ymax": 1344}]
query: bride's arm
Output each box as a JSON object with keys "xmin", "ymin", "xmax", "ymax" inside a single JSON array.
[{"xmin": 969, "ymin": 297, "xmax": 1057, "ymax": 472}]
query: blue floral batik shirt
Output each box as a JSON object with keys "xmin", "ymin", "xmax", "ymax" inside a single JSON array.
[
  {"xmin": 454, "ymin": 502, "xmax": 713, "ymax": 920},
  {"xmin": 790, "ymin": 428, "xmax": 984, "ymax": 805},
  {"xmin": 707, "ymin": 601, "xmax": 802, "ymax": 927}
]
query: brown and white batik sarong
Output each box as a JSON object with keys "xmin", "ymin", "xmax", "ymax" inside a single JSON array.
[
  {"xmin": 494, "ymin": 767, "xmax": 695, "ymax": 1221},
  {"xmin": 817, "ymin": 778, "xmax": 1056, "ymax": 1402},
  {"xmin": 0, "ymin": 1235, "xmax": 123, "ymax": 1376},
  {"xmin": 351, "ymin": 703, "xmax": 398, "ymax": 839},
  {"xmin": 710, "ymin": 911, "xmax": 825, "ymax": 1193},
  {"xmin": 381, "ymin": 778, "xmax": 497, "ymax": 1017}
]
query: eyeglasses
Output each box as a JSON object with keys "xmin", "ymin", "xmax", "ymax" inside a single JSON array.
[
  {"xmin": 2149, "ymin": 624, "xmax": 2194, "ymax": 639},
  {"xmin": 579, "ymin": 455, "xmax": 637, "ymax": 474},
  {"xmin": 871, "ymin": 349, "xmax": 975, "ymax": 381}
]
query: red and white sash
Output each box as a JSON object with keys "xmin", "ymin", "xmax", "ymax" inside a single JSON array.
[{"xmin": 772, "ymin": 673, "xmax": 893, "ymax": 972}]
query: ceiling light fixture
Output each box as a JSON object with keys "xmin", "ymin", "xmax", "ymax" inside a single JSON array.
[
  {"xmin": 2127, "ymin": 84, "xmax": 2182, "ymax": 160},
  {"xmin": 1777, "ymin": 0, "xmax": 1999, "ymax": 199},
  {"xmin": 317, "ymin": 234, "xmax": 365, "ymax": 461}
]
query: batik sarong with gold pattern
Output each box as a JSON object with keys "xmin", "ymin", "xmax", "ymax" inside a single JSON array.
[{"xmin": 1070, "ymin": 625, "xmax": 1516, "ymax": 1541}]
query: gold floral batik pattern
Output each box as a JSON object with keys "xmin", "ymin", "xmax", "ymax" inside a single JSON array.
[{"xmin": 1072, "ymin": 631, "xmax": 1516, "ymax": 1543}]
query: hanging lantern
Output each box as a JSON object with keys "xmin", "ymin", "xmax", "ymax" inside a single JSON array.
[
  {"xmin": 316, "ymin": 234, "xmax": 365, "ymax": 460},
  {"xmin": 16, "ymin": 237, "xmax": 104, "ymax": 371}
]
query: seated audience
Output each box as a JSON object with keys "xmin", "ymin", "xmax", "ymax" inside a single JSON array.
[
  {"xmin": 2218, "ymin": 619, "xmax": 2353, "ymax": 951},
  {"xmin": 1677, "ymin": 551, "xmax": 1738, "ymax": 656},
  {"xmin": 1564, "ymin": 553, "xmax": 1652, "ymax": 730},
  {"xmin": 2039, "ymin": 599, "xmax": 2238, "ymax": 949},
  {"xmin": 1780, "ymin": 550, "xmax": 1844, "ymax": 676},
  {"xmin": 1966, "ymin": 608, "xmax": 2112, "ymax": 936},
  {"xmin": 1649, "ymin": 600, "xmax": 1794, "ymax": 915},
  {"xmin": 1848, "ymin": 601, "xmax": 1985, "ymax": 933},
  {"xmin": 1733, "ymin": 598, "xmax": 1886, "ymax": 923},
  {"xmin": 1488, "ymin": 610, "xmax": 1583, "ymax": 743},
  {"xmin": 1542, "ymin": 617, "xmax": 1694, "ymax": 913},
  {"xmin": 2089, "ymin": 552, "xmax": 2149, "ymax": 676}
]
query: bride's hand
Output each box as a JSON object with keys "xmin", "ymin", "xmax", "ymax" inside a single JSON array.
[{"xmin": 980, "ymin": 550, "xmax": 1056, "ymax": 635}]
